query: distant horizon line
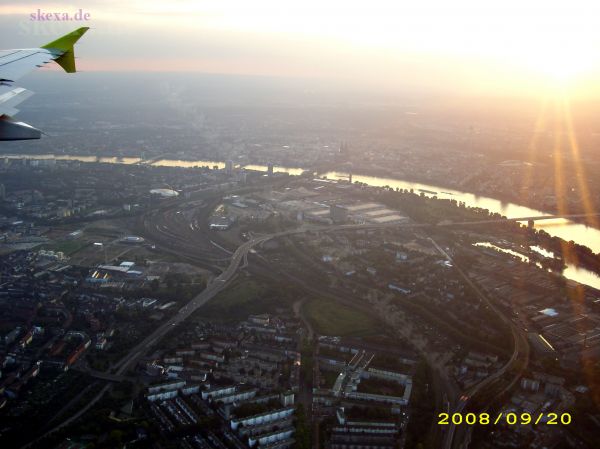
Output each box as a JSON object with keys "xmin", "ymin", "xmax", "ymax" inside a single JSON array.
[{"xmin": 28, "ymin": 70, "xmax": 600, "ymax": 103}]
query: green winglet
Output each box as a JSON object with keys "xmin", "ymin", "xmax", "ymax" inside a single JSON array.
[{"xmin": 41, "ymin": 27, "xmax": 89, "ymax": 73}]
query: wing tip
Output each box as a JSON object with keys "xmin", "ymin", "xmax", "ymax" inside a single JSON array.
[
  {"xmin": 41, "ymin": 27, "xmax": 89, "ymax": 53},
  {"xmin": 41, "ymin": 27, "xmax": 89, "ymax": 73}
]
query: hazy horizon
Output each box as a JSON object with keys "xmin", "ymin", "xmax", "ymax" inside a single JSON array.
[{"xmin": 2, "ymin": 0, "xmax": 600, "ymax": 100}]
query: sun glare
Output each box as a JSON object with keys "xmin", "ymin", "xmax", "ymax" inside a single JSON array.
[{"xmin": 524, "ymin": 40, "xmax": 596, "ymax": 85}]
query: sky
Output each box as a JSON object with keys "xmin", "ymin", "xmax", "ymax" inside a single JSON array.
[{"xmin": 1, "ymin": 0, "xmax": 600, "ymax": 98}]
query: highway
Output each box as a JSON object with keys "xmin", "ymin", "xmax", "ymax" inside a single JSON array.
[
  {"xmin": 21, "ymin": 230, "xmax": 275, "ymax": 449},
  {"xmin": 112, "ymin": 233, "xmax": 276, "ymax": 375}
]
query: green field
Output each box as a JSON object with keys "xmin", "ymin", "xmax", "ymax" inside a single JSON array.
[
  {"xmin": 303, "ymin": 298, "xmax": 379, "ymax": 337},
  {"xmin": 198, "ymin": 279, "xmax": 288, "ymax": 322},
  {"xmin": 41, "ymin": 239, "xmax": 89, "ymax": 255}
]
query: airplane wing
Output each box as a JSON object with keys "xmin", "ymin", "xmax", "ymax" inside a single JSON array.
[{"xmin": 0, "ymin": 27, "xmax": 89, "ymax": 141}]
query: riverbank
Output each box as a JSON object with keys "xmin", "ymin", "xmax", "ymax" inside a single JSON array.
[{"xmin": 315, "ymin": 163, "xmax": 599, "ymax": 230}]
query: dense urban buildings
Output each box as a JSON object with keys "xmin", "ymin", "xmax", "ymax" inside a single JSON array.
[{"xmin": 0, "ymin": 154, "xmax": 598, "ymax": 449}]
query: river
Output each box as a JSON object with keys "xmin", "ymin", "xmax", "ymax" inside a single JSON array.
[
  {"xmin": 321, "ymin": 171, "xmax": 600, "ymax": 254},
  {"xmin": 321, "ymin": 171, "xmax": 600, "ymax": 290},
  {"xmin": 4, "ymin": 153, "xmax": 600, "ymax": 289}
]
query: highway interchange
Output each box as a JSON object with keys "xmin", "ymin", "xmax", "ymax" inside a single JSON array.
[
  {"xmin": 137, "ymin": 197, "xmax": 534, "ymax": 449},
  {"xmin": 23, "ymin": 190, "xmax": 566, "ymax": 449}
]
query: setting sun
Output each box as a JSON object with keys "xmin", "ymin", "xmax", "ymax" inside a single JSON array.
[{"xmin": 517, "ymin": 27, "xmax": 597, "ymax": 85}]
